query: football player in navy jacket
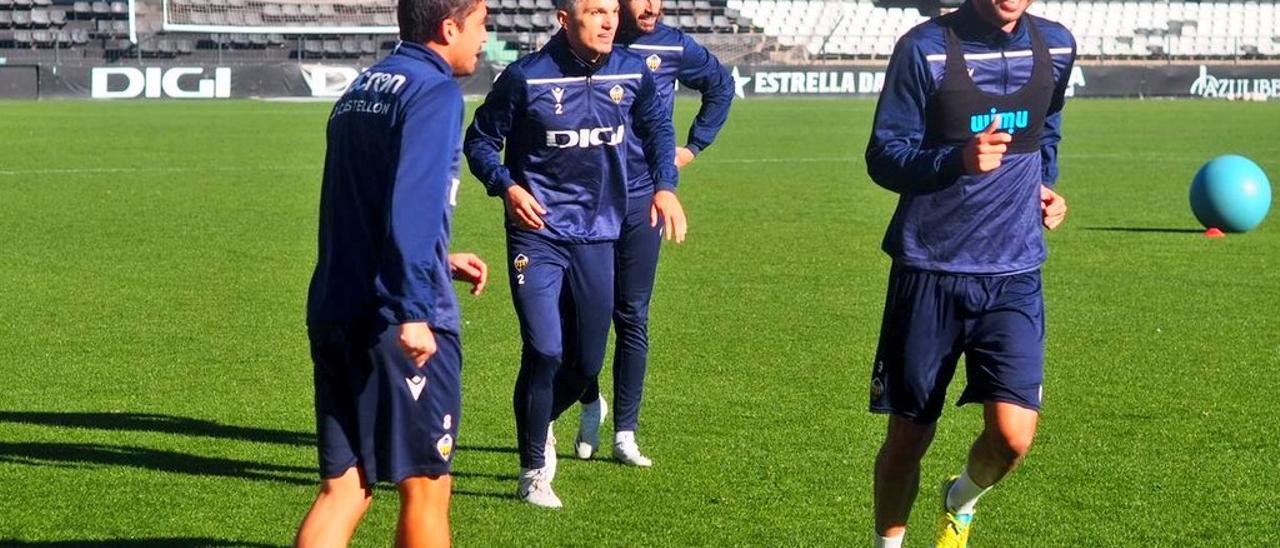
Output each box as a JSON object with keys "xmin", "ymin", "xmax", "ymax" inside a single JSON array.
[
  {"xmin": 299, "ymin": 0, "xmax": 490, "ymax": 545},
  {"xmin": 465, "ymin": 0, "xmax": 680, "ymax": 508},
  {"xmin": 571, "ymin": 0, "xmax": 735, "ymax": 469}
]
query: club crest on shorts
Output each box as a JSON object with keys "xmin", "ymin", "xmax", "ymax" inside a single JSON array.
[
  {"xmin": 436, "ymin": 433, "xmax": 454, "ymax": 460},
  {"xmin": 646, "ymin": 54, "xmax": 662, "ymax": 72},
  {"xmin": 610, "ymin": 84, "xmax": 625, "ymax": 104},
  {"xmin": 513, "ymin": 254, "xmax": 529, "ymax": 273}
]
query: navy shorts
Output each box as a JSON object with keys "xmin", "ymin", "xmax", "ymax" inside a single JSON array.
[
  {"xmin": 869, "ymin": 265, "xmax": 1045, "ymax": 424},
  {"xmin": 309, "ymin": 321, "xmax": 461, "ymax": 486}
]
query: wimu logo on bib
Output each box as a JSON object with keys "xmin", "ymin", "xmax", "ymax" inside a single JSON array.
[{"xmin": 970, "ymin": 108, "xmax": 1031, "ymax": 134}]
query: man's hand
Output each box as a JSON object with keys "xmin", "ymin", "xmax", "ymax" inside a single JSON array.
[
  {"xmin": 963, "ymin": 115, "xmax": 1012, "ymax": 174},
  {"xmin": 399, "ymin": 321, "xmax": 437, "ymax": 368},
  {"xmin": 449, "ymin": 253, "xmax": 488, "ymax": 296},
  {"xmin": 505, "ymin": 185, "xmax": 547, "ymax": 230},
  {"xmin": 1041, "ymin": 185, "xmax": 1067, "ymax": 230},
  {"xmin": 650, "ymin": 190, "xmax": 688, "ymax": 243},
  {"xmin": 674, "ymin": 146, "xmax": 696, "ymax": 169}
]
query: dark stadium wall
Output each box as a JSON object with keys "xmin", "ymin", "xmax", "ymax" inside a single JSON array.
[
  {"xmin": 0, "ymin": 66, "xmax": 40, "ymax": 99},
  {"xmin": 23, "ymin": 62, "xmax": 1280, "ymax": 100}
]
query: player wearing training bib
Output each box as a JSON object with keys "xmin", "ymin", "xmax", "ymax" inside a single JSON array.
[
  {"xmin": 572, "ymin": 0, "xmax": 735, "ymax": 467},
  {"xmin": 863, "ymin": 0, "xmax": 1075, "ymax": 546},
  {"xmin": 464, "ymin": 0, "xmax": 679, "ymax": 509}
]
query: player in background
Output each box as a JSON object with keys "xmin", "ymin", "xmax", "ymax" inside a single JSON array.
[
  {"xmin": 863, "ymin": 0, "xmax": 1074, "ymax": 546},
  {"xmin": 464, "ymin": 0, "xmax": 681, "ymax": 509},
  {"xmin": 296, "ymin": 0, "xmax": 489, "ymax": 545},
  {"xmin": 572, "ymin": 0, "xmax": 735, "ymax": 468}
]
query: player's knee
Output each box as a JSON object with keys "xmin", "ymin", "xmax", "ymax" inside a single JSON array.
[
  {"xmin": 398, "ymin": 476, "xmax": 451, "ymax": 522},
  {"xmin": 612, "ymin": 310, "xmax": 649, "ymax": 341},
  {"xmin": 319, "ymin": 476, "xmax": 372, "ymax": 505},
  {"xmin": 524, "ymin": 340, "xmax": 564, "ymax": 368},
  {"xmin": 613, "ymin": 300, "xmax": 649, "ymax": 324},
  {"xmin": 398, "ymin": 475, "xmax": 450, "ymax": 503},
  {"xmin": 881, "ymin": 436, "xmax": 930, "ymax": 462},
  {"xmin": 881, "ymin": 418, "xmax": 935, "ymax": 461},
  {"xmin": 988, "ymin": 427, "xmax": 1035, "ymax": 463}
]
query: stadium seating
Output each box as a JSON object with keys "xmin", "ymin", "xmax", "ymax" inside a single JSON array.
[
  {"xmin": 1039, "ymin": 0, "xmax": 1280, "ymax": 57},
  {"xmin": 728, "ymin": 0, "xmax": 1280, "ymax": 59},
  {"xmin": 1, "ymin": 0, "xmax": 1278, "ymax": 63}
]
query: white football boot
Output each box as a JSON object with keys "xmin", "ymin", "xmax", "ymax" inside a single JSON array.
[
  {"xmin": 612, "ymin": 430, "xmax": 653, "ymax": 467},
  {"xmin": 517, "ymin": 467, "xmax": 562, "ymax": 509},
  {"xmin": 545, "ymin": 422, "xmax": 558, "ymax": 482}
]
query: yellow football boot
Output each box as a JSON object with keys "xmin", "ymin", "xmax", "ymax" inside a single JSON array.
[{"xmin": 935, "ymin": 476, "xmax": 974, "ymax": 548}]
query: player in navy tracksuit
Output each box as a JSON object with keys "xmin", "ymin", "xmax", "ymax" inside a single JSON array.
[
  {"xmin": 863, "ymin": 0, "xmax": 1074, "ymax": 546},
  {"xmin": 464, "ymin": 0, "xmax": 678, "ymax": 509},
  {"xmin": 299, "ymin": 0, "xmax": 491, "ymax": 545},
  {"xmin": 572, "ymin": 0, "xmax": 735, "ymax": 467}
]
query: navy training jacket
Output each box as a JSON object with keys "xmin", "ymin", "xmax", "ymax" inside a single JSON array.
[
  {"xmin": 465, "ymin": 31, "xmax": 678, "ymax": 243},
  {"xmin": 307, "ymin": 42, "xmax": 463, "ymax": 332},
  {"xmin": 616, "ymin": 22, "xmax": 734, "ymax": 194}
]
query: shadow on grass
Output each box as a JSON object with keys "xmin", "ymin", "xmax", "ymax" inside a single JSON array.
[
  {"xmin": 452, "ymin": 470, "xmax": 516, "ymax": 481},
  {"xmin": 0, "ymin": 538, "xmax": 280, "ymax": 547},
  {"xmin": 453, "ymin": 489, "xmax": 518, "ymax": 502},
  {"xmin": 0, "ymin": 442, "xmax": 313, "ymax": 486},
  {"xmin": 0, "ymin": 411, "xmax": 313, "ymax": 446},
  {"xmin": 0, "ymin": 441, "xmax": 514, "ymax": 488},
  {"xmin": 1081, "ymin": 226, "xmax": 1204, "ymax": 234},
  {"xmin": 456, "ymin": 444, "xmax": 518, "ymax": 455}
]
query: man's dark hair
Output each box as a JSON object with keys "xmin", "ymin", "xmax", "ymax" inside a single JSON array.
[{"xmin": 399, "ymin": 0, "xmax": 481, "ymax": 44}]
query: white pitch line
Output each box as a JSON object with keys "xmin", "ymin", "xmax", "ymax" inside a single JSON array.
[
  {"xmin": 702, "ymin": 153, "xmax": 1205, "ymax": 164},
  {"xmin": 2, "ymin": 152, "xmax": 1248, "ymax": 177},
  {"xmin": 700, "ymin": 157, "xmax": 854, "ymax": 164},
  {"xmin": 0, "ymin": 160, "xmax": 852, "ymax": 176},
  {"xmin": 0, "ymin": 166, "xmax": 314, "ymax": 176},
  {"xmin": 705, "ymin": 152, "xmax": 1219, "ymax": 163}
]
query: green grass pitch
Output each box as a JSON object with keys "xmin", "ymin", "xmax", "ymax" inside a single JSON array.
[{"xmin": 0, "ymin": 97, "xmax": 1278, "ymax": 547}]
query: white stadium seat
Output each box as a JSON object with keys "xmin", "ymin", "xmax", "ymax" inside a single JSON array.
[{"xmin": 728, "ymin": 0, "xmax": 1280, "ymax": 59}]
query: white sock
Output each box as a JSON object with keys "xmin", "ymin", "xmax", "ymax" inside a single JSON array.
[
  {"xmin": 873, "ymin": 533, "xmax": 904, "ymax": 548},
  {"xmin": 946, "ymin": 468, "xmax": 992, "ymax": 515},
  {"xmin": 615, "ymin": 430, "xmax": 635, "ymax": 445}
]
